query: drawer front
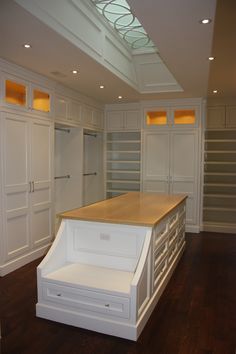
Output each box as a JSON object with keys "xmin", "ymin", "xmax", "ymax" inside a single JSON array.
[
  {"xmin": 42, "ymin": 282, "xmax": 130, "ymax": 319},
  {"xmin": 154, "ymin": 221, "xmax": 168, "ymax": 250},
  {"xmin": 154, "ymin": 239, "xmax": 168, "ymax": 270},
  {"xmin": 168, "ymin": 242, "xmax": 178, "ymax": 266},
  {"xmin": 153, "ymin": 256, "xmax": 168, "ymax": 289},
  {"xmin": 169, "ymin": 211, "xmax": 179, "ymax": 231},
  {"xmin": 168, "ymin": 227, "xmax": 178, "ymax": 248}
]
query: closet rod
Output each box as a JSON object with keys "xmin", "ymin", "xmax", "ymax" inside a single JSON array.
[
  {"xmin": 84, "ymin": 132, "xmax": 97, "ymax": 138},
  {"xmin": 55, "ymin": 127, "xmax": 70, "ymax": 133},
  {"xmin": 54, "ymin": 175, "xmax": 70, "ymax": 180},
  {"xmin": 83, "ymin": 172, "xmax": 97, "ymax": 176}
]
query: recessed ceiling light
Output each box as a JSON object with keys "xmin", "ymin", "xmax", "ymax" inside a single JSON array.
[
  {"xmin": 200, "ymin": 18, "xmax": 211, "ymax": 24},
  {"xmin": 99, "ymin": 85, "xmax": 105, "ymax": 89},
  {"xmin": 72, "ymin": 70, "xmax": 78, "ymax": 74},
  {"xmin": 208, "ymin": 56, "xmax": 215, "ymax": 61},
  {"xmin": 213, "ymin": 90, "xmax": 218, "ymax": 94},
  {"xmin": 118, "ymin": 95, "xmax": 122, "ymax": 99},
  {"xmin": 23, "ymin": 43, "xmax": 31, "ymax": 49}
]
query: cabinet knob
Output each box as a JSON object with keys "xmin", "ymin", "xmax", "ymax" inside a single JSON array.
[{"xmin": 105, "ymin": 303, "xmax": 110, "ymax": 307}]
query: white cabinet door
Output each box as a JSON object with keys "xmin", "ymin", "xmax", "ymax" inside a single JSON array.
[
  {"xmin": 125, "ymin": 111, "xmax": 140, "ymax": 130},
  {"xmin": 143, "ymin": 132, "xmax": 169, "ymax": 193},
  {"xmin": 1, "ymin": 114, "xmax": 53, "ymax": 262},
  {"xmin": 226, "ymin": 105, "xmax": 236, "ymax": 128},
  {"xmin": 142, "ymin": 130, "xmax": 199, "ymax": 230},
  {"xmin": 170, "ymin": 131, "xmax": 198, "ymax": 225},
  {"xmin": 55, "ymin": 95, "xmax": 69, "ymax": 121},
  {"xmin": 2, "ymin": 113, "xmax": 31, "ymax": 260},
  {"xmin": 206, "ymin": 106, "xmax": 225, "ymax": 129},
  {"xmin": 30, "ymin": 119, "xmax": 53, "ymax": 248},
  {"xmin": 106, "ymin": 111, "xmax": 124, "ymax": 131}
]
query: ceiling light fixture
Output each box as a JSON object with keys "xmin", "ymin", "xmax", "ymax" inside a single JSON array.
[
  {"xmin": 200, "ymin": 18, "xmax": 212, "ymax": 24},
  {"xmin": 118, "ymin": 95, "xmax": 122, "ymax": 99},
  {"xmin": 213, "ymin": 90, "xmax": 218, "ymax": 94},
  {"xmin": 72, "ymin": 70, "xmax": 78, "ymax": 74},
  {"xmin": 99, "ymin": 85, "xmax": 105, "ymax": 89},
  {"xmin": 23, "ymin": 43, "xmax": 31, "ymax": 49},
  {"xmin": 208, "ymin": 56, "xmax": 215, "ymax": 61}
]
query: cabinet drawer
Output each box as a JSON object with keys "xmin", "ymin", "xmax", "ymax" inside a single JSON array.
[
  {"xmin": 168, "ymin": 227, "xmax": 178, "ymax": 247},
  {"xmin": 42, "ymin": 282, "xmax": 130, "ymax": 319},
  {"xmin": 169, "ymin": 211, "xmax": 178, "ymax": 231},
  {"xmin": 154, "ymin": 239, "xmax": 168, "ymax": 270},
  {"xmin": 168, "ymin": 242, "xmax": 178, "ymax": 265},
  {"xmin": 153, "ymin": 256, "xmax": 168, "ymax": 289},
  {"xmin": 154, "ymin": 221, "xmax": 168, "ymax": 249}
]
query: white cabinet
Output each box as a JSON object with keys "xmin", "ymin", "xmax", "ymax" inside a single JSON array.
[
  {"xmin": 106, "ymin": 132, "xmax": 141, "ymax": 198},
  {"xmin": 36, "ymin": 195, "xmax": 186, "ymax": 341},
  {"xmin": 81, "ymin": 105, "xmax": 104, "ymax": 130},
  {"xmin": 106, "ymin": 110, "xmax": 140, "ymax": 131},
  {"xmin": 206, "ymin": 105, "xmax": 236, "ymax": 129},
  {"xmin": 2, "ymin": 73, "xmax": 52, "ymax": 117},
  {"xmin": 55, "ymin": 95, "xmax": 82, "ymax": 124},
  {"xmin": 203, "ymin": 129, "xmax": 236, "ymax": 233},
  {"xmin": 144, "ymin": 105, "xmax": 199, "ymax": 129},
  {"xmin": 0, "ymin": 112, "xmax": 53, "ymax": 275},
  {"xmin": 143, "ymin": 130, "xmax": 199, "ymax": 231}
]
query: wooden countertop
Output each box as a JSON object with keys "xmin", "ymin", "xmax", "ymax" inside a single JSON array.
[{"xmin": 59, "ymin": 192, "xmax": 187, "ymax": 227}]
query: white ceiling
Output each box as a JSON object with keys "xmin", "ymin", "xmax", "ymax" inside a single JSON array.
[{"xmin": 0, "ymin": 0, "xmax": 234, "ymax": 104}]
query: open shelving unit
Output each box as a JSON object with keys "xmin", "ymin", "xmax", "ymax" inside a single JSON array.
[
  {"xmin": 203, "ymin": 129, "xmax": 236, "ymax": 232},
  {"xmin": 106, "ymin": 132, "xmax": 141, "ymax": 198}
]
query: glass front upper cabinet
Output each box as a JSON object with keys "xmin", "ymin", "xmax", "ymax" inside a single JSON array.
[
  {"xmin": 146, "ymin": 110, "xmax": 168, "ymax": 126},
  {"xmin": 174, "ymin": 109, "xmax": 196, "ymax": 125},
  {"xmin": 145, "ymin": 107, "xmax": 197, "ymax": 127},
  {"xmin": 33, "ymin": 88, "xmax": 50, "ymax": 113},
  {"xmin": 5, "ymin": 79, "xmax": 27, "ymax": 107}
]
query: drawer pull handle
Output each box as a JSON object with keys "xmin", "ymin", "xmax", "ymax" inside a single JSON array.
[
  {"xmin": 56, "ymin": 293, "xmax": 62, "ymax": 297},
  {"xmin": 105, "ymin": 304, "xmax": 110, "ymax": 307}
]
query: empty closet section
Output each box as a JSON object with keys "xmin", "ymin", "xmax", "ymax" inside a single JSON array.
[
  {"xmin": 106, "ymin": 132, "xmax": 141, "ymax": 198},
  {"xmin": 203, "ymin": 129, "xmax": 236, "ymax": 231},
  {"xmin": 54, "ymin": 126, "xmax": 83, "ymax": 223},
  {"xmin": 83, "ymin": 130, "xmax": 104, "ymax": 206}
]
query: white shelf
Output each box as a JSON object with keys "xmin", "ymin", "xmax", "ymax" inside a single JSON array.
[
  {"xmin": 45, "ymin": 263, "xmax": 133, "ymax": 295},
  {"xmin": 106, "ymin": 132, "xmax": 141, "ymax": 197}
]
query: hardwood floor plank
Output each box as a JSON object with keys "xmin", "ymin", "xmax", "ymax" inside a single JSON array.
[{"xmin": 0, "ymin": 232, "xmax": 236, "ymax": 354}]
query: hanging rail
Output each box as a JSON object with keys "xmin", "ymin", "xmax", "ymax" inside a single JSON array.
[
  {"xmin": 84, "ymin": 132, "xmax": 97, "ymax": 138},
  {"xmin": 83, "ymin": 172, "xmax": 97, "ymax": 176},
  {"xmin": 54, "ymin": 175, "xmax": 71, "ymax": 180},
  {"xmin": 55, "ymin": 127, "xmax": 70, "ymax": 133}
]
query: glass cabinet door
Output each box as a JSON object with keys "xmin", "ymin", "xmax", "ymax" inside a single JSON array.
[
  {"xmin": 5, "ymin": 79, "xmax": 27, "ymax": 107},
  {"xmin": 173, "ymin": 109, "xmax": 196, "ymax": 125},
  {"xmin": 146, "ymin": 110, "xmax": 168, "ymax": 126},
  {"xmin": 33, "ymin": 89, "xmax": 50, "ymax": 113}
]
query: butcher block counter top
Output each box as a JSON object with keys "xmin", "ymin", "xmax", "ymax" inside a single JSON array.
[{"xmin": 59, "ymin": 192, "xmax": 187, "ymax": 227}]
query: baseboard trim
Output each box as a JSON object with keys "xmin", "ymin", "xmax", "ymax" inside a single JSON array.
[
  {"xmin": 0, "ymin": 244, "xmax": 51, "ymax": 277},
  {"xmin": 201, "ymin": 223, "xmax": 236, "ymax": 234}
]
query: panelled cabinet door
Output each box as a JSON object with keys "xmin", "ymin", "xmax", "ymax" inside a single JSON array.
[
  {"xmin": 55, "ymin": 95, "xmax": 69, "ymax": 121},
  {"xmin": 206, "ymin": 106, "xmax": 226, "ymax": 129},
  {"xmin": 125, "ymin": 111, "xmax": 140, "ymax": 130},
  {"xmin": 143, "ymin": 132, "xmax": 170, "ymax": 193},
  {"xmin": 68, "ymin": 100, "xmax": 81, "ymax": 123},
  {"xmin": 106, "ymin": 111, "xmax": 124, "ymax": 131},
  {"xmin": 30, "ymin": 119, "xmax": 53, "ymax": 248},
  {"xmin": 2, "ymin": 113, "xmax": 31, "ymax": 261},
  {"xmin": 226, "ymin": 106, "xmax": 236, "ymax": 128},
  {"xmin": 170, "ymin": 131, "xmax": 198, "ymax": 225}
]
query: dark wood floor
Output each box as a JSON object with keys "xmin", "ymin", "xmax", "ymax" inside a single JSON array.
[{"xmin": 0, "ymin": 232, "xmax": 236, "ymax": 354}]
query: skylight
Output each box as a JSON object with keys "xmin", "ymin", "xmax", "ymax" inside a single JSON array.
[{"xmin": 90, "ymin": 0, "xmax": 156, "ymax": 50}]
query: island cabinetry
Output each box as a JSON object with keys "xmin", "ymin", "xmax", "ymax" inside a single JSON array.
[{"xmin": 36, "ymin": 192, "xmax": 186, "ymax": 340}]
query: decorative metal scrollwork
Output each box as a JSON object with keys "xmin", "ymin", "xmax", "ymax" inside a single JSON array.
[{"xmin": 90, "ymin": 0, "xmax": 155, "ymax": 50}]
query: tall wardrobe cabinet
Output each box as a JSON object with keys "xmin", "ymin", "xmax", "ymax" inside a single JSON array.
[{"xmin": 0, "ymin": 112, "xmax": 53, "ymax": 275}]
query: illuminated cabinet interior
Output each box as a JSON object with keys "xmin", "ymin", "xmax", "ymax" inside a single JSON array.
[
  {"xmin": 33, "ymin": 89, "xmax": 50, "ymax": 112},
  {"xmin": 146, "ymin": 108, "xmax": 196, "ymax": 126},
  {"xmin": 5, "ymin": 79, "xmax": 26, "ymax": 107},
  {"xmin": 174, "ymin": 109, "xmax": 195, "ymax": 125},
  {"xmin": 146, "ymin": 111, "xmax": 167, "ymax": 126}
]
